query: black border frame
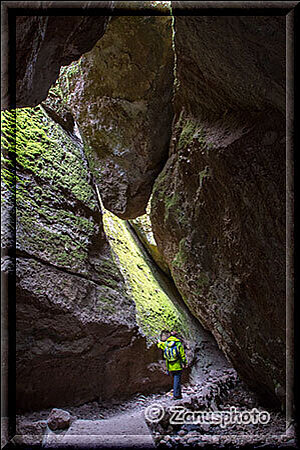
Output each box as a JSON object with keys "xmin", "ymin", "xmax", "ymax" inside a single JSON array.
[{"xmin": 1, "ymin": 1, "xmax": 298, "ymax": 448}]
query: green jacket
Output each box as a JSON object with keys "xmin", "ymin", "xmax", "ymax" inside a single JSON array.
[{"xmin": 157, "ymin": 336, "xmax": 187, "ymax": 372}]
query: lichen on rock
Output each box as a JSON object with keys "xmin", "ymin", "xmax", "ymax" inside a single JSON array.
[
  {"xmin": 150, "ymin": 14, "xmax": 287, "ymax": 407},
  {"xmin": 1, "ymin": 106, "xmax": 175, "ymax": 411},
  {"xmin": 56, "ymin": 14, "xmax": 174, "ymax": 219}
]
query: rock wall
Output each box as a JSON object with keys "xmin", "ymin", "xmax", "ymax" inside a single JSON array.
[
  {"xmin": 1, "ymin": 107, "xmax": 170, "ymax": 412},
  {"xmin": 150, "ymin": 13, "xmax": 286, "ymax": 407},
  {"xmin": 59, "ymin": 15, "xmax": 174, "ymax": 219},
  {"xmin": 13, "ymin": 8, "xmax": 112, "ymax": 108},
  {"xmin": 1, "ymin": 104, "xmax": 228, "ymax": 412}
]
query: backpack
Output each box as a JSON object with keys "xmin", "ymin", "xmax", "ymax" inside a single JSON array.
[{"xmin": 164, "ymin": 340, "xmax": 180, "ymax": 362}]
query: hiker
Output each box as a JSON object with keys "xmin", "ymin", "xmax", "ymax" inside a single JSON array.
[{"xmin": 157, "ymin": 330, "xmax": 187, "ymax": 399}]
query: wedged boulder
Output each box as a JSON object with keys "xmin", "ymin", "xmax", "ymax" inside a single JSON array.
[
  {"xmin": 151, "ymin": 13, "xmax": 286, "ymax": 407},
  {"xmin": 61, "ymin": 15, "xmax": 174, "ymax": 219},
  {"xmin": 13, "ymin": 8, "xmax": 112, "ymax": 108}
]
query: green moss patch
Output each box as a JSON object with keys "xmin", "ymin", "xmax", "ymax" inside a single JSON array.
[
  {"xmin": 130, "ymin": 199, "xmax": 170, "ymax": 275},
  {"xmin": 1, "ymin": 106, "xmax": 102, "ymax": 273},
  {"xmin": 102, "ymin": 208, "xmax": 190, "ymax": 341},
  {"xmin": 175, "ymin": 112, "xmax": 208, "ymax": 151}
]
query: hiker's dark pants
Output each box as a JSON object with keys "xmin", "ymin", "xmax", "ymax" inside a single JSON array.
[{"xmin": 171, "ymin": 370, "xmax": 182, "ymax": 398}]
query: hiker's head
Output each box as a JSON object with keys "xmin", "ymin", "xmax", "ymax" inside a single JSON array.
[{"xmin": 160, "ymin": 330, "xmax": 170, "ymax": 342}]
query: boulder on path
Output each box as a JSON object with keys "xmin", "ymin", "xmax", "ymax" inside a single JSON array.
[{"xmin": 47, "ymin": 408, "xmax": 71, "ymax": 431}]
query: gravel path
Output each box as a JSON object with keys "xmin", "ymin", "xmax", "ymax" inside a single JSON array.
[{"xmin": 12, "ymin": 370, "xmax": 297, "ymax": 449}]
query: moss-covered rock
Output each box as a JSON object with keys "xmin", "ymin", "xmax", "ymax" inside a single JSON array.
[
  {"xmin": 1, "ymin": 106, "xmax": 175, "ymax": 411},
  {"xmin": 102, "ymin": 208, "xmax": 189, "ymax": 340},
  {"xmin": 2, "ymin": 107, "xmax": 106, "ymax": 277},
  {"xmin": 57, "ymin": 15, "xmax": 174, "ymax": 219},
  {"xmin": 129, "ymin": 199, "xmax": 170, "ymax": 275}
]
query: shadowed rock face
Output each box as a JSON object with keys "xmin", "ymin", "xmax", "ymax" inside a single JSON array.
[
  {"xmin": 150, "ymin": 14, "xmax": 286, "ymax": 407},
  {"xmin": 16, "ymin": 259, "xmax": 170, "ymax": 411},
  {"xmin": 15, "ymin": 12, "xmax": 112, "ymax": 108},
  {"xmin": 62, "ymin": 15, "xmax": 174, "ymax": 219},
  {"xmin": 171, "ymin": 14, "xmax": 286, "ymax": 118},
  {"xmin": 1, "ymin": 107, "xmax": 171, "ymax": 412}
]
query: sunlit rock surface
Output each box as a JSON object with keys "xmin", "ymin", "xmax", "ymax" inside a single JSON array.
[{"xmin": 129, "ymin": 201, "xmax": 170, "ymax": 276}]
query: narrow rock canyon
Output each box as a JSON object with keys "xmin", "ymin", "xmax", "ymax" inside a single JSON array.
[{"xmin": 1, "ymin": 3, "xmax": 293, "ymax": 448}]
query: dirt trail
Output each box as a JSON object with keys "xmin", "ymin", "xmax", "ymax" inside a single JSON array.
[
  {"xmin": 42, "ymin": 409, "xmax": 155, "ymax": 448},
  {"xmin": 12, "ymin": 373, "xmax": 296, "ymax": 449},
  {"xmin": 13, "ymin": 390, "xmax": 169, "ymax": 449}
]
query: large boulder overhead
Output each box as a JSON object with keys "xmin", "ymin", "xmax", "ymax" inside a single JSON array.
[{"xmin": 61, "ymin": 14, "xmax": 174, "ymax": 219}]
